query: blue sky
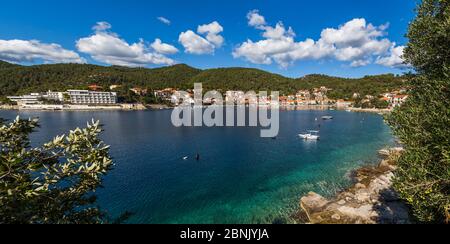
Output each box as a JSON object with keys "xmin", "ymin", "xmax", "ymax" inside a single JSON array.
[{"xmin": 0, "ymin": 0, "xmax": 418, "ymax": 78}]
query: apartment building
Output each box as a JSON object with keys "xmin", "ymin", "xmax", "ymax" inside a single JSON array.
[{"xmin": 67, "ymin": 90, "xmax": 117, "ymax": 104}]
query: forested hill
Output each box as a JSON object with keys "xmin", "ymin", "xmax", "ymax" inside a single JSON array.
[
  {"xmin": 297, "ymin": 74, "xmax": 408, "ymax": 99},
  {"xmin": 0, "ymin": 61, "xmax": 406, "ymax": 99},
  {"xmin": 0, "ymin": 60, "xmax": 20, "ymax": 69}
]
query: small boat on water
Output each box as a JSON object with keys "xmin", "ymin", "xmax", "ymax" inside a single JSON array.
[
  {"xmin": 322, "ymin": 116, "xmax": 334, "ymax": 120},
  {"xmin": 299, "ymin": 130, "xmax": 320, "ymax": 140}
]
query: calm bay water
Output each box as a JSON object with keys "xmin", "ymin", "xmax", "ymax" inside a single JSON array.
[{"xmin": 0, "ymin": 109, "xmax": 394, "ymax": 224}]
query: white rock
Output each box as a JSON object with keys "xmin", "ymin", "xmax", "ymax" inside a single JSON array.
[
  {"xmin": 332, "ymin": 214, "xmax": 341, "ymax": 220},
  {"xmin": 337, "ymin": 205, "xmax": 377, "ymax": 220},
  {"xmin": 356, "ymin": 193, "xmax": 371, "ymax": 203},
  {"xmin": 300, "ymin": 192, "xmax": 329, "ymax": 213}
]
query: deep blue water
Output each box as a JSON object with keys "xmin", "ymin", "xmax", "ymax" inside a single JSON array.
[{"xmin": 0, "ymin": 109, "xmax": 394, "ymax": 224}]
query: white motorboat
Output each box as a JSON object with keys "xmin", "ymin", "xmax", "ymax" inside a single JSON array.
[
  {"xmin": 299, "ymin": 130, "xmax": 320, "ymax": 140},
  {"xmin": 322, "ymin": 116, "xmax": 334, "ymax": 120}
]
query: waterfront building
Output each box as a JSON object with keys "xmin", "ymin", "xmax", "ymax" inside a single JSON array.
[
  {"xmin": 226, "ymin": 91, "xmax": 252, "ymax": 105},
  {"xmin": 286, "ymin": 95, "xmax": 296, "ymax": 106},
  {"xmin": 45, "ymin": 91, "xmax": 66, "ymax": 102},
  {"xmin": 382, "ymin": 92, "xmax": 394, "ymax": 97},
  {"xmin": 336, "ymin": 99, "xmax": 353, "ymax": 108},
  {"xmin": 7, "ymin": 93, "xmax": 43, "ymax": 105},
  {"xmin": 154, "ymin": 88, "xmax": 176, "ymax": 101},
  {"xmin": 130, "ymin": 87, "xmax": 148, "ymax": 96},
  {"xmin": 171, "ymin": 91, "xmax": 194, "ymax": 105},
  {"xmin": 67, "ymin": 90, "xmax": 117, "ymax": 104},
  {"xmin": 380, "ymin": 97, "xmax": 391, "ymax": 104},
  {"xmin": 279, "ymin": 96, "xmax": 288, "ymax": 106},
  {"xmin": 392, "ymin": 95, "xmax": 409, "ymax": 107},
  {"xmin": 296, "ymin": 90, "xmax": 311, "ymax": 105},
  {"xmin": 225, "ymin": 91, "xmax": 258, "ymax": 105},
  {"xmin": 313, "ymin": 91, "xmax": 328, "ymax": 104}
]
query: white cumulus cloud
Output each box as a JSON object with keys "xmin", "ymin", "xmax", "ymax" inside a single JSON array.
[
  {"xmin": 76, "ymin": 22, "xmax": 176, "ymax": 67},
  {"xmin": 179, "ymin": 21, "xmax": 224, "ymax": 55},
  {"xmin": 197, "ymin": 21, "xmax": 224, "ymax": 47},
  {"xmin": 376, "ymin": 45, "xmax": 407, "ymax": 68},
  {"xmin": 247, "ymin": 10, "xmax": 266, "ymax": 28},
  {"xmin": 151, "ymin": 38, "xmax": 179, "ymax": 55},
  {"xmin": 0, "ymin": 39, "xmax": 85, "ymax": 64},
  {"xmin": 321, "ymin": 18, "xmax": 384, "ymax": 47},
  {"xmin": 179, "ymin": 30, "xmax": 215, "ymax": 55},
  {"xmin": 234, "ymin": 11, "xmax": 405, "ymax": 68}
]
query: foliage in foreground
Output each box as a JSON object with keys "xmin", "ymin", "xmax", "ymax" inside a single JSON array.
[
  {"xmin": 387, "ymin": 0, "xmax": 450, "ymax": 223},
  {"xmin": 0, "ymin": 117, "xmax": 113, "ymax": 224}
]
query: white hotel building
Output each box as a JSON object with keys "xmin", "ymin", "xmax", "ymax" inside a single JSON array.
[
  {"xmin": 67, "ymin": 90, "xmax": 117, "ymax": 105},
  {"xmin": 7, "ymin": 93, "xmax": 43, "ymax": 105}
]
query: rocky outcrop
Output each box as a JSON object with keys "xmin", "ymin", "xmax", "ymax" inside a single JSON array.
[
  {"xmin": 300, "ymin": 149, "xmax": 411, "ymax": 224},
  {"xmin": 146, "ymin": 104, "xmax": 173, "ymax": 110}
]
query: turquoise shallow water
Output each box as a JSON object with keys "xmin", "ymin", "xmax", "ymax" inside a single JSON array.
[{"xmin": 0, "ymin": 110, "xmax": 394, "ymax": 224}]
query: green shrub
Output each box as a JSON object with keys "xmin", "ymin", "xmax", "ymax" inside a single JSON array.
[
  {"xmin": 387, "ymin": 0, "xmax": 450, "ymax": 223},
  {"xmin": 0, "ymin": 117, "xmax": 114, "ymax": 224}
]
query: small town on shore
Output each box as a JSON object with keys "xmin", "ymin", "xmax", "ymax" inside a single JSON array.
[{"xmin": 1, "ymin": 83, "xmax": 409, "ymax": 112}]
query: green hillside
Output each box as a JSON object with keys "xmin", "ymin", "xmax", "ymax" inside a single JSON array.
[
  {"xmin": 297, "ymin": 74, "xmax": 408, "ymax": 99},
  {"xmin": 0, "ymin": 61, "xmax": 20, "ymax": 69},
  {"xmin": 191, "ymin": 67, "xmax": 293, "ymax": 92},
  {"xmin": 0, "ymin": 61, "xmax": 406, "ymax": 100}
]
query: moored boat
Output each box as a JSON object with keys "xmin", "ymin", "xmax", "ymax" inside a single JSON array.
[
  {"xmin": 322, "ymin": 116, "xmax": 334, "ymax": 120},
  {"xmin": 299, "ymin": 130, "xmax": 320, "ymax": 140}
]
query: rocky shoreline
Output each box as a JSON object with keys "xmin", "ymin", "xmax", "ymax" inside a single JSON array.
[
  {"xmin": 0, "ymin": 103, "xmax": 147, "ymax": 111},
  {"xmin": 299, "ymin": 148, "xmax": 412, "ymax": 224},
  {"xmin": 347, "ymin": 107, "xmax": 392, "ymax": 114}
]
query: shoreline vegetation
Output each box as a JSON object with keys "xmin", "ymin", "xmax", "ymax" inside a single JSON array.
[
  {"xmin": 0, "ymin": 103, "xmax": 391, "ymax": 114},
  {"xmin": 298, "ymin": 148, "xmax": 412, "ymax": 224},
  {"xmin": 297, "ymin": 0, "xmax": 450, "ymax": 224}
]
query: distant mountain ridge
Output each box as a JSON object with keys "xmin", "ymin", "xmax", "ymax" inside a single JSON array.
[{"xmin": 0, "ymin": 61, "xmax": 406, "ymax": 100}]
